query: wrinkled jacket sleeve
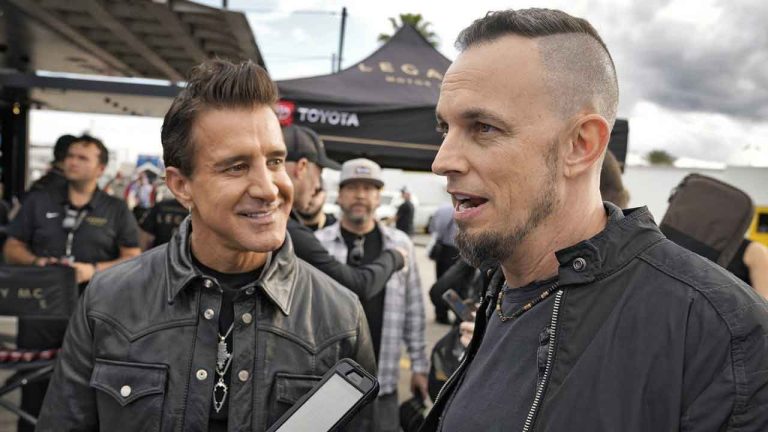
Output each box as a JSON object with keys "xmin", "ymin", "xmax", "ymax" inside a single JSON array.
[
  {"xmin": 680, "ymin": 291, "xmax": 768, "ymax": 431},
  {"xmin": 36, "ymin": 291, "xmax": 98, "ymax": 431}
]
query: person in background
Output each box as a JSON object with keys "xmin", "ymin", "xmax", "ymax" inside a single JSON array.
[
  {"xmin": 395, "ymin": 186, "xmax": 415, "ymax": 236},
  {"xmin": 283, "ymin": 124, "xmax": 408, "ymax": 302},
  {"xmin": 296, "ymin": 187, "xmax": 337, "ymax": 231},
  {"xmin": 316, "ymin": 158, "xmax": 429, "ymax": 432},
  {"xmin": 4, "ymin": 135, "xmax": 141, "ymax": 285},
  {"xmin": 600, "ymin": 150, "xmax": 629, "ymax": 208},
  {"xmin": 4, "ymin": 134, "xmax": 141, "ymax": 430},
  {"xmin": 727, "ymin": 238, "xmax": 768, "ymax": 298},
  {"xmin": 138, "ymin": 195, "xmax": 188, "ymax": 250},
  {"xmin": 28, "ymin": 134, "xmax": 76, "ymax": 193},
  {"xmin": 428, "ymin": 202, "xmax": 461, "ymax": 323}
]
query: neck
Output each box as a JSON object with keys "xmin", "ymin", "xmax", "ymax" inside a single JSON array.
[
  {"xmin": 501, "ymin": 197, "xmax": 607, "ymax": 288},
  {"xmin": 189, "ymin": 217, "xmax": 268, "ymax": 274},
  {"xmin": 341, "ymin": 217, "xmax": 375, "ymax": 235},
  {"xmin": 68, "ymin": 181, "xmax": 98, "ymax": 207}
]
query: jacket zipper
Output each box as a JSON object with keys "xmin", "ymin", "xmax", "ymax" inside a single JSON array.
[{"xmin": 522, "ymin": 289, "xmax": 564, "ymax": 432}]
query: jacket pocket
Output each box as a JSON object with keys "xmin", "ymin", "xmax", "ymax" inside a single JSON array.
[
  {"xmin": 90, "ymin": 358, "xmax": 168, "ymax": 432},
  {"xmin": 268, "ymin": 373, "xmax": 323, "ymax": 427}
]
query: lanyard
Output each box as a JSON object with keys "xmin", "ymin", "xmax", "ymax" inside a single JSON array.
[{"xmin": 63, "ymin": 206, "xmax": 89, "ymax": 259}]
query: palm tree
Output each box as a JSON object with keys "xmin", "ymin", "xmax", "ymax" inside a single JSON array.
[
  {"xmin": 378, "ymin": 13, "xmax": 439, "ymax": 47},
  {"xmin": 646, "ymin": 150, "xmax": 677, "ymax": 166}
]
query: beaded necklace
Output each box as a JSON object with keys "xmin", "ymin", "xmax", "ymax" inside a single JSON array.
[{"xmin": 496, "ymin": 282, "xmax": 560, "ymax": 323}]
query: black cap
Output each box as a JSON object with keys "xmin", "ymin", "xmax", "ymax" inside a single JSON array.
[
  {"xmin": 53, "ymin": 134, "xmax": 77, "ymax": 163},
  {"xmin": 282, "ymin": 125, "xmax": 341, "ymax": 170}
]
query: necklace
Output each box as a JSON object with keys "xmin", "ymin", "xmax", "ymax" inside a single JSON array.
[
  {"xmin": 213, "ymin": 323, "xmax": 235, "ymax": 413},
  {"xmin": 496, "ymin": 282, "xmax": 560, "ymax": 323}
]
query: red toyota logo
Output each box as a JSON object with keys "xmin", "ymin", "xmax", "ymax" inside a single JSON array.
[{"xmin": 277, "ymin": 100, "xmax": 295, "ymax": 126}]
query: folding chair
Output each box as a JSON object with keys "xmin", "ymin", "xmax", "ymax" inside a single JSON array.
[{"xmin": 0, "ymin": 265, "xmax": 77, "ymax": 427}]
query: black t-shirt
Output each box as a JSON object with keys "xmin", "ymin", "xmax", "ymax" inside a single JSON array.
[
  {"xmin": 396, "ymin": 200, "xmax": 415, "ymax": 235},
  {"xmin": 139, "ymin": 198, "xmax": 188, "ymax": 247},
  {"xmin": 440, "ymin": 278, "xmax": 558, "ymax": 432},
  {"xmin": 7, "ymin": 184, "xmax": 139, "ymax": 263},
  {"xmin": 192, "ymin": 256, "xmax": 263, "ymax": 432},
  {"xmin": 340, "ymin": 224, "xmax": 386, "ymax": 361}
]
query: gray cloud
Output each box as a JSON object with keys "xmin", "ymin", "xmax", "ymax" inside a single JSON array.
[{"xmin": 608, "ymin": 0, "xmax": 768, "ymax": 120}]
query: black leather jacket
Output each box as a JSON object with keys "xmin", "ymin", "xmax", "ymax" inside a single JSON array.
[
  {"xmin": 37, "ymin": 218, "xmax": 376, "ymax": 431},
  {"xmin": 423, "ymin": 204, "xmax": 768, "ymax": 431}
]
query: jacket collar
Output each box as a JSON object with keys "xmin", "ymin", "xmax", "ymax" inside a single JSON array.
[
  {"xmin": 164, "ymin": 217, "xmax": 299, "ymax": 315},
  {"xmin": 553, "ymin": 203, "xmax": 664, "ymax": 286}
]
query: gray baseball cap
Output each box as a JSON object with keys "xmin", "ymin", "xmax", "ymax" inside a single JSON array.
[
  {"xmin": 339, "ymin": 158, "xmax": 384, "ymax": 188},
  {"xmin": 282, "ymin": 125, "xmax": 341, "ymax": 170}
]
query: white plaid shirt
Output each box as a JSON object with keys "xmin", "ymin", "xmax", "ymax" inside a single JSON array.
[{"xmin": 315, "ymin": 222, "xmax": 429, "ymax": 395}]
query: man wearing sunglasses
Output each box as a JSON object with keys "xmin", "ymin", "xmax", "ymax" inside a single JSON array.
[{"xmin": 315, "ymin": 158, "xmax": 428, "ymax": 432}]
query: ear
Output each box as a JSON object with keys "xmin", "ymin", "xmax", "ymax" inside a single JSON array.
[
  {"xmin": 165, "ymin": 167, "xmax": 193, "ymax": 210},
  {"xmin": 563, "ymin": 115, "xmax": 611, "ymax": 178}
]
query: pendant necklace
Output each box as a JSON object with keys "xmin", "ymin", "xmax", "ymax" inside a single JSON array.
[{"xmin": 213, "ymin": 322, "xmax": 235, "ymax": 413}]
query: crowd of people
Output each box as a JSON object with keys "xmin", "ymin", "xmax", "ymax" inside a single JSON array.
[{"xmin": 0, "ymin": 6, "xmax": 767, "ymax": 432}]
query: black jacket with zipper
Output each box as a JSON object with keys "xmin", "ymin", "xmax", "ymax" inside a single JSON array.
[
  {"xmin": 422, "ymin": 204, "xmax": 768, "ymax": 431},
  {"xmin": 37, "ymin": 217, "xmax": 376, "ymax": 431}
]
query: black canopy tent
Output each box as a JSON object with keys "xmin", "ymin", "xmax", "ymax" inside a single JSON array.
[
  {"xmin": 277, "ymin": 25, "xmax": 450, "ymax": 171},
  {"xmin": 277, "ymin": 25, "xmax": 629, "ymax": 171}
]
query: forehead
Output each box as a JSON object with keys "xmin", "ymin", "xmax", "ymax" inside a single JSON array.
[
  {"xmin": 192, "ymin": 106, "xmax": 284, "ymax": 158},
  {"xmin": 68, "ymin": 142, "xmax": 98, "ymax": 154},
  {"xmin": 437, "ymin": 35, "xmax": 548, "ymax": 120}
]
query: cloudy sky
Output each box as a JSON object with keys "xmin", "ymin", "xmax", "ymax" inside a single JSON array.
[{"xmin": 31, "ymin": 0, "xmax": 768, "ymax": 166}]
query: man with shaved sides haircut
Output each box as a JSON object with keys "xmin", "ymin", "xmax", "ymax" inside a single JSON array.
[{"xmin": 423, "ymin": 8, "xmax": 768, "ymax": 431}]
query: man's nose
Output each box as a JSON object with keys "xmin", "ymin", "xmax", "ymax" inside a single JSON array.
[
  {"xmin": 246, "ymin": 165, "xmax": 279, "ymax": 202},
  {"xmin": 432, "ymin": 131, "xmax": 468, "ymax": 176}
]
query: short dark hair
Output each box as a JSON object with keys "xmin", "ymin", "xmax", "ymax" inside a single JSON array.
[
  {"xmin": 456, "ymin": 8, "xmax": 619, "ymax": 126},
  {"xmin": 53, "ymin": 134, "xmax": 77, "ymax": 163},
  {"xmin": 600, "ymin": 150, "xmax": 629, "ymax": 208},
  {"xmin": 70, "ymin": 134, "xmax": 109, "ymax": 166},
  {"xmin": 161, "ymin": 59, "xmax": 278, "ymax": 177}
]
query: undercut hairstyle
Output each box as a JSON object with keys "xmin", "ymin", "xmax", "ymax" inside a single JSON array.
[
  {"xmin": 71, "ymin": 134, "xmax": 109, "ymax": 166},
  {"xmin": 456, "ymin": 8, "xmax": 619, "ymax": 127},
  {"xmin": 599, "ymin": 150, "xmax": 629, "ymax": 208},
  {"xmin": 161, "ymin": 59, "xmax": 278, "ymax": 177}
]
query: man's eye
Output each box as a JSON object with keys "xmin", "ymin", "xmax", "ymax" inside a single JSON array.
[
  {"xmin": 477, "ymin": 123, "xmax": 498, "ymax": 133},
  {"xmin": 227, "ymin": 163, "xmax": 248, "ymax": 173},
  {"xmin": 267, "ymin": 158, "xmax": 285, "ymax": 167}
]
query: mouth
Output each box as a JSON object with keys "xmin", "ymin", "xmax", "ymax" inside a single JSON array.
[
  {"xmin": 451, "ymin": 192, "xmax": 489, "ymax": 213},
  {"xmin": 236, "ymin": 203, "xmax": 283, "ymax": 223}
]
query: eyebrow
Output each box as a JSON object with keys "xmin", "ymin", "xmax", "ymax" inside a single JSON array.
[
  {"xmin": 436, "ymin": 107, "xmax": 513, "ymax": 132},
  {"xmin": 461, "ymin": 108, "xmax": 513, "ymax": 130}
]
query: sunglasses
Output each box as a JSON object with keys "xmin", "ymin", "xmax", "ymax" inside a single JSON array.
[{"xmin": 349, "ymin": 236, "xmax": 365, "ymax": 266}]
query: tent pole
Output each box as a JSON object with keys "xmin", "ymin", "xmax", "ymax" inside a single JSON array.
[{"xmin": 337, "ymin": 7, "xmax": 347, "ymax": 72}]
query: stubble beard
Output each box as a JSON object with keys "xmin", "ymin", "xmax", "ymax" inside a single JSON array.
[{"xmin": 455, "ymin": 144, "xmax": 559, "ymax": 268}]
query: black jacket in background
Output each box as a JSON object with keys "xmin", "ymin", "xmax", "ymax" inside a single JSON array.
[
  {"xmin": 37, "ymin": 218, "xmax": 376, "ymax": 431},
  {"xmin": 423, "ymin": 204, "xmax": 768, "ymax": 431},
  {"xmin": 287, "ymin": 212, "xmax": 403, "ymax": 300}
]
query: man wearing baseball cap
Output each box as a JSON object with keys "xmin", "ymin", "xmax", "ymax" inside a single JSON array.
[
  {"xmin": 283, "ymin": 125, "xmax": 407, "ymax": 302},
  {"xmin": 315, "ymin": 158, "xmax": 429, "ymax": 431}
]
